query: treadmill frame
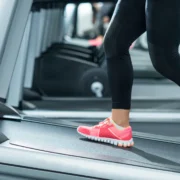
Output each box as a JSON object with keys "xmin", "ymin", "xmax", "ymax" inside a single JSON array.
[{"xmin": 0, "ymin": 146, "xmax": 179, "ymax": 180}]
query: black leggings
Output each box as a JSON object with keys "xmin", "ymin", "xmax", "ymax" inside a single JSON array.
[{"xmin": 103, "ymin": 0, "xmax": 180, "ymax": 109}]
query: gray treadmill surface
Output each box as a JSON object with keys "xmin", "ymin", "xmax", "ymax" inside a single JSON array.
[
  {"xmin": 1, "ymin": 119, "xmax": 180, "ymax": 174},
  {"xmin": 23, "ymin": 117, "xmax": 180, "ymax": 137}
]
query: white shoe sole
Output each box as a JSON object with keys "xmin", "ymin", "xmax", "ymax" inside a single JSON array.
[{"xmin": 77, "ymin": 130, "xmax": 134, "ymax": 148}]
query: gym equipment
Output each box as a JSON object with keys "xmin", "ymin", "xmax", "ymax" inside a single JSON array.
[
  {"xmin": 23, "ymin": 1, "xmax": 64, "ymax": 99},
  {"xmin": 21, "ymin": 0, "xmax": 180, "ymax": 104},
  {"xmin": 1, "ymin": 115, "xmax": 180, "ymax": 180},
  {"xmin": 20, "ymin": 1, "xmax": 109, "ymax": 98},
  {"xmin": 0, "ymin": 115, "xmax": 180, "ymax": 180},
  {"xmin": 0, "ymin": 0, "xmax": 32, "ymax": 101},
  {"xmin": 32, "ymin": 35, "xmax": 165, "ymax": 99},
  {"xmin": 51, "ymin": 42, "xmax": 95, "ymax": 54},
  {"xmin": 35, "ymin": 53, "xmax": 108, "ymax": 97},
  {"xmin": 46, "ymin": 43, "xmax": 96, "ymax": 62},
  {"xmin": 22, "ymin": 0, "xmax": 167, "ymax": 99},
  {"xmin": 3, "ymin": 0, "xmax": 180, "ymax": 114}
]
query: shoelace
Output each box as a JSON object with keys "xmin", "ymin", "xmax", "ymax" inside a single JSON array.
[{"xmin": 94, "ymin": 118, "xmax": 111, "ymax": 128}]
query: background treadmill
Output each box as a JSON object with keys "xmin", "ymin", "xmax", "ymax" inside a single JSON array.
[{"xmin": 17, "ymin": 0, "xmax": 180, "ymax": 114}]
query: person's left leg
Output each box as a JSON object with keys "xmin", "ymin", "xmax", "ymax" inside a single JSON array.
[
  {"xmin": 77, "ymin": 0, "xmax": 146, "ymax": 148},
  {"xmin": 147, "ymin": 0, "xmax": 180, "ymax": 85}
]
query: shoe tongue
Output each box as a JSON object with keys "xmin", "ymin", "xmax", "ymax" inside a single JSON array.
[{"xmin": 106, "ymin": 117, "xmax": 110, "ymax": 122}]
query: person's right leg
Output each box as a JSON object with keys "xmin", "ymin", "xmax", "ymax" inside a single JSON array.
[
  {"xmin": 77, "ymin": 0, "xmax": 146, "ymax": 147},
  {"xmin": 103, "ymin": 0, "xmax": 146, "ymax": 127},
  {"xmin": 146, "ymin": 0, "xmax": 180, "ymax": 86}
]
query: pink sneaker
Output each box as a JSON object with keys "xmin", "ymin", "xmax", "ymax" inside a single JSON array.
[{"xmin": 77, "ymin": 118, "xmax": 134, "ymax": 147}]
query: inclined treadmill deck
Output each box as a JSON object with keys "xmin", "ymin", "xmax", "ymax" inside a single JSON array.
[
  {"xmin": 24, "ymin": 117, "xmax": 180, "ymax": 137},
  {"xmin": 0, "ymin": 118, "xmax": 180, "ymax": 180}
]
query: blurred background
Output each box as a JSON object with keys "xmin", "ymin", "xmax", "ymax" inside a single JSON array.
[
  {"xmin": 64, "ymin": 2, "xmax": 147, "ymax": 49},
  {"xmin": 30, "ymin": 1, "xmax": 174, "ymax": 100}
]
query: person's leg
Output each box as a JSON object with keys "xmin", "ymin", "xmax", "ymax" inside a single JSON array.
[
  {"xmin": 103, "ymin": 0, "xmax": 146, "ymax": 127},
  {"xmin": 77, "ymin": 0, "xmax": 146, "ymax": 147},
  {"xmin": 147, "ymin": 0, "xmax": 180, "ymax": 85}
]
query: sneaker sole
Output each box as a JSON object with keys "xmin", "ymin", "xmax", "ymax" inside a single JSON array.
[{"xmin": 77, "ymin": 130, "xmax": 134, "ymax": 148}]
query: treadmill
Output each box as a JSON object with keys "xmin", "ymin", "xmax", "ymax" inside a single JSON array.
[
  {"xmin": 0, "ymin": 1, "xmax": 180, "ymax": 179},
  {"xmin": 20, "ymin": 0, "xmax": 180, "ymax": 114},
  {"xmin": 22, "ymin": 0, "xmax": 180, "ymax": 111}
]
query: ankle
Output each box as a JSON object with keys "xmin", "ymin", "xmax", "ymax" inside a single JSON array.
[
  {"xmin": 110, "ymin": 117, "xmax": 130, "ymax": 128},
  {"xmin": 114, "ymin": 121, "xmax": 130, "ymax": 128},
  {"xmin": 111, "ymin": 109, "xmax": 130, "ymax": 128}
]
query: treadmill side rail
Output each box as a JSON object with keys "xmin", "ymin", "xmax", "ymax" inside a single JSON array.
[{"xmin": 0, "ymin": 146, "xmax": 179, "ymax": 180}]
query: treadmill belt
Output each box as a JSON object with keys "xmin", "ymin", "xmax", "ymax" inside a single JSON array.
[
  {"xmin": 24, "ymin": 116, "xmax": 180, "ymax": 137},
  {"xmin": 8, "ymin": 121, "xmax": 180, "ymax": 173}
]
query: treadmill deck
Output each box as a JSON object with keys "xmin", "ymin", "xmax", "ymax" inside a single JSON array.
[{"xmin": 0, "ymin": 118, "xmax": 180, "ymax": 174}]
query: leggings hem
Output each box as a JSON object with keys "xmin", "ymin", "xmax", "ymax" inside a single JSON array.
[{"xmin": 112, "ymin": 102, "xmax": 131, "ymax": 110}]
